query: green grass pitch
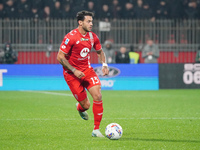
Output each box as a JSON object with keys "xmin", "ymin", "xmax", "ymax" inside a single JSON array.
[{"xmin": 0, "ymin": 90, "xmax": 200, "ymax": 150}]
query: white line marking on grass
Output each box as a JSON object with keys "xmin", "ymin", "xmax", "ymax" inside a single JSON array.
[
  {"xmin": 1, "ymin": 118, "xmax": 77, "ymax": 121},
  {"xmin": 110, "ymin": 117, "xmax": 200, "ymax": 120},
  {"xmin": 20, "ymin": 90, "xmax": 73, "ymax": 97},
  {"xmin": 1, "ymin": 117, "xmax": 200, "ymax": 121}
]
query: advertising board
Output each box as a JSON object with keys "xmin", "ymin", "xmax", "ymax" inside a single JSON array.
[{"xmin": 0, "ymin": 64, "xmax": 158, "ymax": 90}]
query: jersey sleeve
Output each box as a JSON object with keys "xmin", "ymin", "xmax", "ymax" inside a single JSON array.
[
  {"xmin": 93, "ymin": 34, "xmax": 102, "ymax": 51},
  {"xmin": 59, "ymin": 34, "xmax": 74, "ymax": 54}
]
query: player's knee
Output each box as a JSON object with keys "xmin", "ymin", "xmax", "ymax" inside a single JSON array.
[
  {"xmin": 93, "ymin": 93, "xmax": 102, "ymax": 101},
  {"xmin": 82, "ymin": 101, "xmax": 90, "ymax": 110}
]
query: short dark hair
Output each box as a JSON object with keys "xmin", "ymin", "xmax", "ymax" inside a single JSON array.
[{"xmin": 76, "ymin": 10, "xmax": 94, "ymax": 22}]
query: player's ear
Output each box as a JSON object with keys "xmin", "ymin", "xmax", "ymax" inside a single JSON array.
[{"xmin": 78, "ymin": 20, "xmax": 83, "ymax": 26}]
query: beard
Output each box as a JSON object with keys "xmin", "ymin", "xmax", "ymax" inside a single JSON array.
[{"xmin": 82, "ymin": 26, "xmax": 91, "ymax": 32}]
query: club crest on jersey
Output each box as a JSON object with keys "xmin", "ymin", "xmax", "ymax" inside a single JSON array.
[
  {"xmin": 81, "ymin": 38, "xmax": 89, "ymax": 41},
  {"xmin": 65, "ymin": 38, "xmax": 70, "ymax": 45},
  {"xmin": 80, "ymin": 48, "xmax": 90, "ymax": 57}
]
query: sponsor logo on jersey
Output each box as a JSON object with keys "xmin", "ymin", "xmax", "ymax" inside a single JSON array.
[
  {"xmin": 81, "ymin": 38, "xmax": 89, "ymax": 41},
  {"xmin": 65, "ymin": 38, "xmax": 70, "ymax": 45},
  {"xmin": 94, "ymin": 66, "xmax": 120, "ymax": 78},
  {"xmin": 80, "ymin": 48, "xmax": 90, "ymax": 57},
  {"xmin": 61, "ymin": 45, "xmax": 66, "ymax": 49}
]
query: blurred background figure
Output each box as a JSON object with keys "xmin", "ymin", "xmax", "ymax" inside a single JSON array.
[
  {"xmin": 62, "ymin": 3, "xmax": 72, "ymax": 19},
  {"xmin": 184, "ymin": 0, "xmax": 199, "ymax": 19},
  {"xmin": 168, "ymin": 0, "xmax": 183, "ymax": 19},
  {"xmin": 85, "ymin": 1, "xmax": 97, "ymax": 17},
  {"xmin": 134, "ymin": 0, "xmax": 143, "ymax": 19},
  {"xmin": 103, "ymin": 40, "xmax": 115, "ymax": 64},
  {"xmin": 122, "ymin": 2, "xmax": 135, "ymax": 19},
  {"xmin": 51, "ymin": 0, "xmax": 62, "ymax": 19},
  {"xmin": 116, "ymin": 46, "xmax": 130, "ymax": 63},
  {"xmin": 195, "ymin": 46, "xmax": 200, "ymax": 63},
  {"xmin": 156, "ymin": 0, "xmax": 169, "ymax": 19},
  {"xmin": 129, "ymin": 45, "xmax": 139, "ymax": 64},
  {"xmin": 4, "ymin": 0, "xmax": 17, "ymax": 19},
  {"xmin": 141, "ymin": 2, "xmax": 155, "ymax": 21},
  {"xmin": 99, "ymin": 4, "xmax": 112, "ymax": 22},
  {"xmin": 142, "ymin": 39, "xmax": 159, "ymax": 63},
  {"xmin": 30, "ymin": 5, "xmax": 42, "ymax": 22},
  {"xmin": 110, "ymin": 0, "xmax": 122, "ymax": 20},
  {"xmin": 0, "ymin": 2, "xmax": 6, "ymax": 19},
  {"xmin": 0, "ymin": 43, "xmax": 18, "ymax": 64},
  {"xmin": 42, "ymin": 6, "xmax": 51, "ymax": 21},
  {"xmin": 17, "ymin": 0, "xmax": 31, "ymax": 19}
]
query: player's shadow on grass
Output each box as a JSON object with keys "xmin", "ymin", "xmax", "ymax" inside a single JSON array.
[{"xmin": 121, "ymin": 138, "xmax": 200, "ymax": 143}]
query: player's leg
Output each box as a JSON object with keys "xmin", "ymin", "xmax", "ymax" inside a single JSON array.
[
  {"xmin": 77, "ymin": 97, "xmax": 90, "ymax": 111},
  {"xmin": 88, "ymin": 85, "xmax": 104, "ymax": 137},
  {"xmin": 64, "ymin": 72, "xmax": 90, "ymax": 120},
  {"xmin": 76, "ymin": 97, "xmax": 90, "ymax": 120}
]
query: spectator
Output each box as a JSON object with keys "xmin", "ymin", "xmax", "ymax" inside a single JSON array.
[
  {"xmin": 1, "ymin": 42, "xmax": 18, "ymax": 64},
  {"xmin": 122, "ymin": 2, "xmax": 135, "ymax": 19},
  {"xmin": 141, "ymin": 2, "xmax": 155, "ymax": 20},
  {"xmin": 4, "ymin": 0, "xmax": 17, "ymax": 19},
  {"xmin": 17, "ymin": 0, "xmax": 31, "ymax": 19},
  {"xmin": 99, "ymin": 4, "xmax": 112, "ymax": 22},
  {"xmin": 30, "ymin": 5, "xmax": 42, "ymax": 21},
  {"xmin": 110, "ymin": 0, "xmax": 122, "ymax": 20},
  {"xmin": 156, "ymin": 0, "xmax": 169, "ymax": 19},
  {"xmin": 195, "ymin": 46, "xmax": 200, "ymax": 63},
  {"xmin": 134, "ymin": 0, "xmax": 143, "ymax": 19},
  {"xmin": 62, "ymin": 3, "xmax": 73, "ymax": 19},
  {"xmin": 116, "ymin": 46, "xmax": 130, "ymax": 63},
  {"xmin": 184, "ymin": 1, "xmax": 199, "ymax": 19},
  {"xmin": 0, "ymin": 3, "xmax": 6, "ymax": 19},
  {"xmin": 169, "ymin": 0, "xmax": 184, "ymax": 19},
  {"xmin": 85, "ymin": 1, "xmax": 97, "ymax": 17},
  {"xmin": 0, "ymin": 0, "xmax": 199, "ymax": 20},
  {"xmin": 103, "ymin": 40, "xmax": 115, "ymax": 64},
  {"xmin": 129, "ymin": 45, "xmax": 140, "ymax": 64},
  {"xmin": 142, "ymin": 39, "xmax": 159, "ymax": 63},
  {"xmin": 41, "ymin": 6, "xmax": 51, "ymax": 21},
  {"xmin": 51, "ymin": 1, "xmax": 62, "ymax": 19}
]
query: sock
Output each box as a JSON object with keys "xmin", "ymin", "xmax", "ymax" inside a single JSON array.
[
  {"xmin": 76, "ymin": 103, "xmax": 85, "ymax": 112},
  {"xmin": 93, "ymin": 100, "xmax": 103, "ymax": 130}
]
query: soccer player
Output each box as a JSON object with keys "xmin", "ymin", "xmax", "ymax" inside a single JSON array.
[{"xmin": 57, "ymin": 11, "xmax": 109, "ymax": 137}]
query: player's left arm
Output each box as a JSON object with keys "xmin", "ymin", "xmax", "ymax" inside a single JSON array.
[{"xmin": 97, "ymin": 49, "xmax": 109, "ymax": 76}]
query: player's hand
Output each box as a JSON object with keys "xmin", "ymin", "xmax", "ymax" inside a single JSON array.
[
  {"xmin": 102, "ymin": 66, "xmax": 109, "ymax": 76},
  {"xmin": 74, "ymin": 70, "xmax": 85, "ymax": 79}
]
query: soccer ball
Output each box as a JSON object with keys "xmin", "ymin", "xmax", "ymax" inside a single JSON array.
[{"xmin": 105, "ymin": 123, "xmax": 123, "ymax": 140}]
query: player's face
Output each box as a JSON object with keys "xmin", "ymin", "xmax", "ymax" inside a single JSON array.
[{"xmin": 82, "ymin": 16, "xmax": 93, "ymax": 32}]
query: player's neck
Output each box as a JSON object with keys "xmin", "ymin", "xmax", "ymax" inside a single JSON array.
[{"xmin": 78, "ymin": 26, "xmax": 87, "ymax": 36}]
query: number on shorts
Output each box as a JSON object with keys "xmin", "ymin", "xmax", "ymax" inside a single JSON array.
[{"xmin": 91, "ymin": 77, "xmax": 99, "ymax": 84}]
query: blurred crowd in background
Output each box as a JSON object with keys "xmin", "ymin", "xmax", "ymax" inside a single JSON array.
[
  {"xmin": 0, "ymin": 0, "xmax": 200, "ymax": 21},
  {"xmin": 1, "ymin": 0, "xmax": 200, "ymax": 64}
]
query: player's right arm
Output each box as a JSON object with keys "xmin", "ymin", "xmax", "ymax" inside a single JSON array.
[
  {"xmin": 57, "ymin": 50, "xmax": 85, "ymax": 79},
  {"xmin": 57, "ymin": 50, "xmax": 75, "ymax": 72}
]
